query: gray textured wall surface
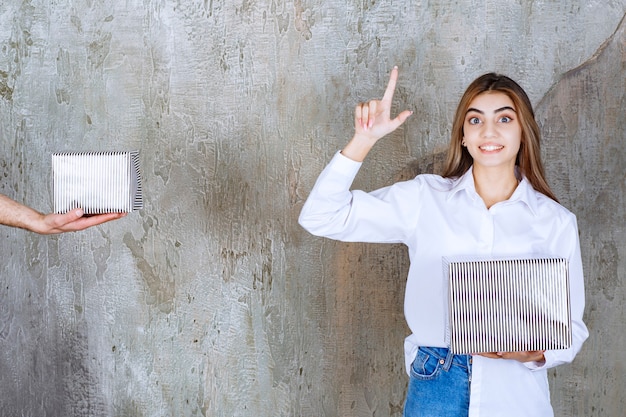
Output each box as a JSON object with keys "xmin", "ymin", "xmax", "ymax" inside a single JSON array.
[{"xmin": 0, "ymin": 1, "xmax": 624, "ymax": 416}]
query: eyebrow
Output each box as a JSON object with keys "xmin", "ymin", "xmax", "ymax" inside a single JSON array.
[{"xmin": 466, "ymin": 106, "xmax": 516, "ymax": 115}]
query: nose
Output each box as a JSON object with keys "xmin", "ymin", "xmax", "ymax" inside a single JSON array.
[{"xmin": 481, "ymin": 120, "xmax": 497, "ymax": 138}]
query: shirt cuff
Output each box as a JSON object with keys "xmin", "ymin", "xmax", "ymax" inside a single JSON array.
[{"xmin": 332, "ymin": 150, "xmax": 363, "ymax": 178}]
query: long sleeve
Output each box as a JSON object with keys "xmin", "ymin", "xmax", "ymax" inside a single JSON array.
[
  {"xmin": 525, "ymin": 214, "xmax": 589, "ymax": 371},
  {"xmin": 298, "ymin": 151, "xmax": 419, "ymax": 244}
]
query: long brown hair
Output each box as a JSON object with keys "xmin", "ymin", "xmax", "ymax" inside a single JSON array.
[{"xmin": 442, "ymin": 73, "xmax": 558, "ymax": 202}]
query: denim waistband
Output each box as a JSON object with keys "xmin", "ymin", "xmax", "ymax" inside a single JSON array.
[{"xmin": 419, "ymin": 346, "xmax": 472, "ymax": 372}]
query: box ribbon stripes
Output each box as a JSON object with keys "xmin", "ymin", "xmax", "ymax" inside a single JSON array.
[{"xmin": 52, "ymin": 151, "xmax": 143, "ymax": 214}]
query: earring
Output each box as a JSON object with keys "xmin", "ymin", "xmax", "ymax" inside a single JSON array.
[{"xmin": 462, "ymin": 140, "xmax": 466, "ymax": 147}]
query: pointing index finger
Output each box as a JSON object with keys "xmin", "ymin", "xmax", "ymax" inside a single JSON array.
[{"xmin": 382, "ymin": 66, "xmax": 399, "ymax": 103}]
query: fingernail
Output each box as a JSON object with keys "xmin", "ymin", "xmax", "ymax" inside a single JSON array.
[{"xmin": 76, "ymin": 209, "xmax": 84, "ymax": 217}]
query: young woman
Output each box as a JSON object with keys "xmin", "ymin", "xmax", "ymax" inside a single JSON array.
[{"xmin": 298, "ymin": 67, "xmax": 588, "ymax": 416}]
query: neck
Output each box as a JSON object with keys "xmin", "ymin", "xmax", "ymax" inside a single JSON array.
[{"xmin": 472, "ymin": 165, "xmax": 519, "ymax": 209}]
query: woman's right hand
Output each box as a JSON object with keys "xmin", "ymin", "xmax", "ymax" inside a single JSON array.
[{"xmin": 342, "ymin": 66, "xmax": 413, "ymax": 162}]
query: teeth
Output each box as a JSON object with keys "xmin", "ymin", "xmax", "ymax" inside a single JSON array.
[{"xmin": 480, "ymin": 145, "xmax": 503, "ymax": 151}]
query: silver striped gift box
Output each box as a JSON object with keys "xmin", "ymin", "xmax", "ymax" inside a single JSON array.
[
  {"xmin": 52, "ymin": 151, "xmax": 143, "ymax": 214},
  {"xmin": 446, "ymin": 257, "xmax": 572, "ymax": 354}
]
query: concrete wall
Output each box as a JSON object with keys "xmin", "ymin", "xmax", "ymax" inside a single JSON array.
[{"xmin": 0, "ymin": 1, "xmax": 624, "ymax": 416}]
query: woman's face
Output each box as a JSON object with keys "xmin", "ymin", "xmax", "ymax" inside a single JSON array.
[{"xmin": 462, "ymin": 91, "xmax": 522, "ymax": 172}]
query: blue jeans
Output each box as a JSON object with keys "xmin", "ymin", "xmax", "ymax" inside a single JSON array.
[{"xmin": 403, "ymin": 347, "xmax": 472, "ymax": 417}]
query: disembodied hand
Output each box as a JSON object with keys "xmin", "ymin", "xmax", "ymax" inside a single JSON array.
[
  {"xmin": 36, "ymin": 208, "xmax": 126, "ymax": 234},
  {"xmin": 0, "ymin": 193, "xmax": 126, "ymax": 234}
]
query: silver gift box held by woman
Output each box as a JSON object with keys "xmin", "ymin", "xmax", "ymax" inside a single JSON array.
[
  {"xmin": 445, "ymin": 257, "xmax": 572, "ymax": 354},
  {"xmin": 52, "ymin": 151, "xmax": 143, "ymax": 214}
]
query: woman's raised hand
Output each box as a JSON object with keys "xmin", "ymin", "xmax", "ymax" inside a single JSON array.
[{"xmin": 342, "ymin": 66, "xmax": 412, "ymax": 162}]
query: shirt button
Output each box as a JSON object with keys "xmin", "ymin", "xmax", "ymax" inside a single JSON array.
[
  {"xmin": 439, "ymin": 359, "xmax": 445, "ymax": 365},
  {"xmin": 469, "ymin": 358, "xmax": 473, "ymax": 364}
]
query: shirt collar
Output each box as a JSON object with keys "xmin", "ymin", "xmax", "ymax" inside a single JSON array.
[
  {"xmin": 448, "ymin": 165, "xmax": 478, "ymax": 201},
  {"xmin": 447, "ymin": 165, "xmax": 539, "ymax": 216}
]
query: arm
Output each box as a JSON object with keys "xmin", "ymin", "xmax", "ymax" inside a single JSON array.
[
  {"xmin": 525, "ymin": 216, "xmax": 588, "ymax": 369},
  {"xmin": 0, "ymin": 193, "xmax": 126, "ymax": 234},
  {"xmin": 477, "ymin": 214, "xmax": 589, "ymax": 367},
  {"xmin": 299, "ymin": 67, "xmax": 414, "ymax": 241}
]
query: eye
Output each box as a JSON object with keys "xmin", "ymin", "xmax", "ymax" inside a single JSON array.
[
  {"xmin": 468, "ymin": 117, "xmax": 481, "ymax": 125},
  {"xmin": 499, "ymin": 116, "xmax": 513, "ymax": 123}
]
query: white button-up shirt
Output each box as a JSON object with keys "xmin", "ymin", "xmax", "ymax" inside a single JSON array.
[{"xmin": 299, "ymin": 151, "xmax": 588, "ymax": 417}]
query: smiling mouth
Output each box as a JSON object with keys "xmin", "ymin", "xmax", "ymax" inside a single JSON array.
[{"xmin": 479, "ymin": 145, "xmax": 504, "ymax": 151}]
